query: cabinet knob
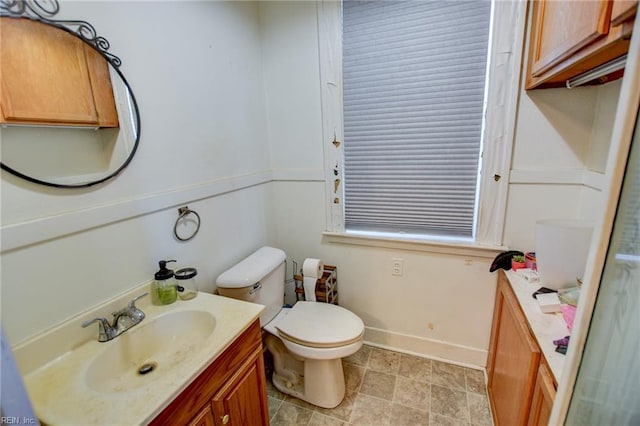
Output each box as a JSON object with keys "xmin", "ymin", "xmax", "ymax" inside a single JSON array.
[{"xmin": 221, "ymin": 414, "xmax": 230, "ymax": 424}]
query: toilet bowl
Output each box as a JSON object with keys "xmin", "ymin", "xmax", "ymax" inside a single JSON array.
[{"xmin": 216, "ymin": 247, "xmax": 364, "ymax": 408}]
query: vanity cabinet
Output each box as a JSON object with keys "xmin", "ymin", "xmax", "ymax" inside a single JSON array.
[
  {"xmin": 189, "ymin": 405, "xmax": 214, "ymax": 426},
  {"xmin": 151, "ymin": 319, "xmax": 270, "ymax": 426},
  {"xmin": 487, "ymin": 271, "xmax": 541, "ymax": 425},
  {"xmin": 211, "ymin": 347, "xmax": 267, "ymax": 426},
  {"xmin": 527, "ymin": 362, "xmax": 556, "ymax": 426},
  {"xmin": 0, "ymin": 17, "xmax": 119, "ymax": 127},
  {"xmin": 526, "ymin": 0, "xmax": 637, "ymax": 89}
]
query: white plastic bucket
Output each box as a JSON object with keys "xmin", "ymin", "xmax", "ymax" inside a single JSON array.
[{"xmin": 535, "ymin": 219, "xmax": 594, "ymax": 290}]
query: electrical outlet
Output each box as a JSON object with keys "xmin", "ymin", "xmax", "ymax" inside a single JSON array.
[{"xmin": 392, "ymin": 258, "xmax": 404, "ymax": 276}]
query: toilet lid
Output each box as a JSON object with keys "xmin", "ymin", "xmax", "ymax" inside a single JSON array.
[{"xmin": 275, "ymin": 301, "xmax": 364, "ymax": 348}]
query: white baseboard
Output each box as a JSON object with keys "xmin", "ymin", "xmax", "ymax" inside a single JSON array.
[{"xmin": 363, "ymin": 326, "xmax": 488, "ymax": 369}]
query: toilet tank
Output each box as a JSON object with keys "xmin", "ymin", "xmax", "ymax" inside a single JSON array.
[{"xmin": 216, "ymin": 246, "xmax": 286, "ymax": 326}]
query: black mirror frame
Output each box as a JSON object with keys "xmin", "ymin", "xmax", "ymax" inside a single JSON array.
[{"xmin": 0, "ymin": 0, "xmax": 141, "ymax": 188}]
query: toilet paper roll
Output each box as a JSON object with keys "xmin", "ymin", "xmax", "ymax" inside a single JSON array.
[
  {"xmin": 303, "ymin": 277, "xmax": 317, "ymax": 302},
  {"xmin": 303, "ymin": 258, "xmax": 324, "ymax": 279},
  {"xmin": 302, "ymin": 258, "xmax": 324, "ymax": 302}
]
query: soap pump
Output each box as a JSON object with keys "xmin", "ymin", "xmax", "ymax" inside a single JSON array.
[{"xmin": 152, "ymin": 260, "xmax": 177, "ymax": 305}]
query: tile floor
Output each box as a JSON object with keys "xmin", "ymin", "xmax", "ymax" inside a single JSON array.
[{"xmin": 266, "ymin": 344, "xmax": 493, "ymax": 426}]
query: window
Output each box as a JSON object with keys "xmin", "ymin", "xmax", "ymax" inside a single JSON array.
[
  {"xmin": 342, "ymin": 0, "xmax": 491, "ymax": 240},
  {"xmin": 319, "ymin": 0, "xmax": 526, "ymax": 249}
]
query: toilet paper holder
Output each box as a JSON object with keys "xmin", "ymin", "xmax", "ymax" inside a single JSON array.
[{"xmin": 294, "ymin": 264, "xmax": 338, "ymax": 305}]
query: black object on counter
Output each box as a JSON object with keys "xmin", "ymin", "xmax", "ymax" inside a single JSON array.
[
  {"xmin": 489, "ymin": 250, "xmax": 524, "ymax": 272},
  {"xmin": 532, "ymin": 287, "xmax": 558, "ymax": 299}
]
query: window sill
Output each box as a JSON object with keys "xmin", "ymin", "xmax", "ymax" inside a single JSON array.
[{"xmin": 322, "ymin": 231, "xmax": 508, "ymax": 258}]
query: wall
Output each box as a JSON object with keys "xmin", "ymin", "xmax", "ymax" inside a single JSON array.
[
  {"xmin": 581, "ymin": 80, "xmax": 624, "ymax": 220},
  {"xmin": 259, "ymin": 2, "xmax": 621, "ymax": 366},
  {"xmin": 0, "ymin": 1, "xmax": 272, "ymax": 345},
  {"xmin": 504, "ymin": 79, "xmax": 621, "ymax": 250},
  {"xmin": 259, "ymin": 2, "xmax": 324, "ymax": 176},
  {"xmin": 1, "ymin": 1, "xmax": 622, "ymax": 368}
]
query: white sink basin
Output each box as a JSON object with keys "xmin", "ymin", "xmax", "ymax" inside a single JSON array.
[
  {"xmin": 19, "ymin": 292, "xmax": 264, "ymax": 425},
  {"xmin": 86, "ymin": 310, "xmax": 216, "ymax": 393}
]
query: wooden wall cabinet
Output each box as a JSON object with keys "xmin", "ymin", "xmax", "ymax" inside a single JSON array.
[
  {"xmin": 151, "ymin": 320, "xmax": 270, "ymax": 426},
  {"xmin": 487, "ymin": 271, "xmax": 557, "ymax": 426},
  {"xmin": 0, "ymin": 17, "xmax": 119, "ymax": 127},
  {"xmin": 526, "ymin": 0, "xmax": 637, "ymax": 89}
]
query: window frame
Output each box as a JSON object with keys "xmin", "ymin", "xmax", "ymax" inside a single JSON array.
[{"xmin": 318, "ymin": 0, "xmax": 527, "ymax": 252}]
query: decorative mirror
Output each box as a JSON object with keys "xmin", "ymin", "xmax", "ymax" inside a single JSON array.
[{"xmin": 0, "ymin": 0, "xmax": 140, "ymax": 188}]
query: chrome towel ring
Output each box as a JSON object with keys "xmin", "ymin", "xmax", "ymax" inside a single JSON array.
[{"xmin": 174, "ymin": 206, "xmax": 201, "ymax": 241}]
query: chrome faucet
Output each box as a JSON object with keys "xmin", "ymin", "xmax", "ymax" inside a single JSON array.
[{"xmin": 82, "ymin": 293, "xmax": 148, "ymax": 342}]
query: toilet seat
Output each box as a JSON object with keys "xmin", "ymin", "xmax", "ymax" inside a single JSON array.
[{"xmin": 271, "ymin": 302, "xmax": 364, "ymax": 349}]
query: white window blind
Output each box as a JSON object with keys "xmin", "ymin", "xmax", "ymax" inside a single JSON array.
[{"xmin": 342, "ymin": 0, "xmax": 492, "ymax": 238}]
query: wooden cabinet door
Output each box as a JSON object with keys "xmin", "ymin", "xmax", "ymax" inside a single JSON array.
[
  {"xmin": 211, "ymin": 347, "xmax": 269, "ymax": 426},
  {"xmin": 0, "ymin": 17, "xmax": 118, "ymax": 127},
  {"xmin": 83, "ymin": 44, "xmax": 119, "ymax": 128},
  {"xmin": 188, "ymin": 404, "xmax": 215, "ymax": 426},
  {"xmin": 487, "ymin": 273, "xmax": 541, "ymax": 426},
  {"xmin": 530, "ymin": 0, "xmax": 613, "ymax": 77},
  {"xmin": 0, "ymin": 18, "xmax": 98, "ymax": 125},
  {"xmin": 527, "ymin": 362, "xmax": 557, "ymax": 426},
  {"xmin": 525, "ymin": 0, "xmax": 635, "ymax": 89},
  {"xmin": 611, "ymin": 0, "xmax": 638, "ymax": 25}
]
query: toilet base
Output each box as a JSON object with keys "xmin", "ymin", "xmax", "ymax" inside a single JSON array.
[{"xmin": 266, "ymin": 334, "xmax": 346, "ymax": 409}]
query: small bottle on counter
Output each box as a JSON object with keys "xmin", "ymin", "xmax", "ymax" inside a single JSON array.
[{"xmin": 152, "ymin": 260, "xmax": 177, "ymax": 305}]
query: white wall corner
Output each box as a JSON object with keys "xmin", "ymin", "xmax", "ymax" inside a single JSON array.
[{"xmin": 582, "ymin": 170, "xmax": 605, "ymax": 190}]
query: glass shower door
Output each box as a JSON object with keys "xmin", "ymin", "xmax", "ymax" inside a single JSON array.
[{"xmin": 565, "ymin": 111, "xmax": 640, "ymax": 424}]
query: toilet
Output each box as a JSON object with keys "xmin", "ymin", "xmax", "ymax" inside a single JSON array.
[{"xmin": 216, "ymin": 246, "xmax": 364, "ymax": 408}]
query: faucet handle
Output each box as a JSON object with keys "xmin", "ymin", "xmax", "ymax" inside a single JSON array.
[
  {"xmin": 82, "ymin": 317, "xmax": 114, "ymax": 342},
  {"xmin": 130, "ymin": 292, "xmax": 148, "ymax": 307},
  {"xmin": 126, "ymin": 292, "xmax": 148, "ymax": 321},
  {"xmin": 112, "ymin": 292, "xmax": 148, "ymax": 315}
]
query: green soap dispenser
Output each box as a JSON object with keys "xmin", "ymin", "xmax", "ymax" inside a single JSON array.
[{"xmin": 152, "ymin": 260, "xmax": 177, "ymax": 305}]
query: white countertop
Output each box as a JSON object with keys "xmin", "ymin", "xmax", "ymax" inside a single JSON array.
[
  {"xmin": 503, "ymin": 269, "xmax": 569, "ymax": 381},
  {"xmin": 17, "ymin": 292, "xmax": 263, "ymax": 426}
]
